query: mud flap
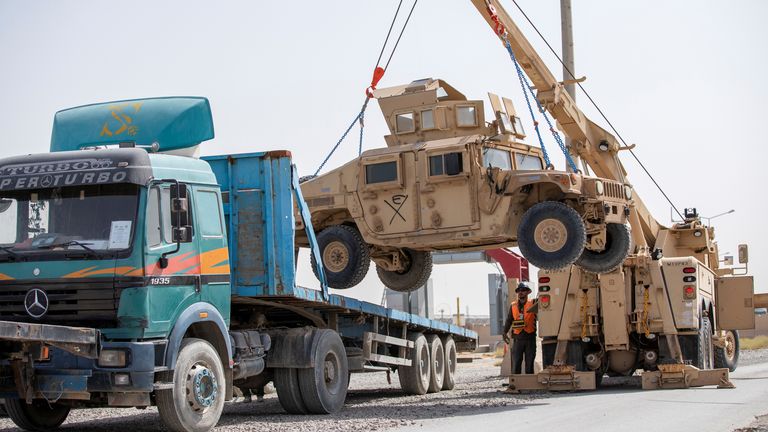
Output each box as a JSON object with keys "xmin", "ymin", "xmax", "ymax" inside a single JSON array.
[
  {"xmin": 641, "ymin": 364, "xmax": 734, "ymax": 390},
  {"xmin": 509, "ymin": 365, "xmax": 596, "ymax": 391}
]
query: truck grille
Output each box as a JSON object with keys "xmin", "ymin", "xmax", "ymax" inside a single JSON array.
[
  {"xmin": 0, "ymin": 279, "xmax": 139, "ymax": 328},
  {"xmin": 603, "ymin": 181, "xmax": 626, "ymax": 200}
]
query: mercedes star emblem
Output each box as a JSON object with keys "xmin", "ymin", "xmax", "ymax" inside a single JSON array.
[{"xmin": 24, "ymin": 288, "xmax": 49, "ymax": 318}]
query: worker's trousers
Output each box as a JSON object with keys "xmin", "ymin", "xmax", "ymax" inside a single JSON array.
[{"xmin": 511, "ymin": 335, "xmax": 536, "ymax": 374}]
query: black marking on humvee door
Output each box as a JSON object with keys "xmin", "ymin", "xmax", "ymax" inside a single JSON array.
[{"xmin": 385, "ymin": 194, "xmax": 408, "ymax": 224}]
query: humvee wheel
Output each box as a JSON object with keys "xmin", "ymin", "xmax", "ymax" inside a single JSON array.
[
  {"xmin": 576, "ymin": 223, "xmax": 632, "ymax": 274},
  {"xmin": 376, "ymin": 248, "xmax": 432, "ymax": 292},
  {"xmin": 4, "ymin": 398, "xmax": 70, "ymax": 431},
  {"xmin": 311, "ymin": 225, "xmax": 370, "ymax": 289},
  {"xmin": 714, "ymin": 330, "xmax": 739, "ymax": 372},
  {"xmin": 517, "ymin": 202, "xmax": 586, "ymax": 270}
]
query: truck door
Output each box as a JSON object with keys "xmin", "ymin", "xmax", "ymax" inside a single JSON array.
[
  {"xmin": 357, "ymin": 153, "xmax": 419, "ymax": 235},
  {"xmin": 418, "ymin": 147, "xmax": 474, "ymax": 230},
  {"xmin": 715, "ymin": 276, "xmax": 755, "ymax": 330},
  {"xmin": 193, "ymin": 187, "xmax": 231, "ymax": 311}
]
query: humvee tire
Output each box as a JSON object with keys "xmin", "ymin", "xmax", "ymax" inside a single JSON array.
[
  {"xmin": 714, "ymin": 329, "xmax": 739, "ymax": 372},
  {"xmin": 311, "ymin": 225, "xmax": 370, "ymax": 289},
  {"xmin": 376, "ymin": 248, "xmax": 432, "ymax": 292},
  {"xmin": 576, "ymin": 223, "xmax": 632, "ymax": 274},
  {"xmin": 517, "ymin": 202, "xmax": 586, "ymax": 270}
]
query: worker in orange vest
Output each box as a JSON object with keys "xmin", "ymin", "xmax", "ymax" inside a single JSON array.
[{"xmin": 502, "ymin": 282, "xmax": 537, "ymax": 374}]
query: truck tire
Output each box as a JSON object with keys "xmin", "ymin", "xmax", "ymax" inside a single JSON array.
[
  {"xmin": 3, "ymin": 399, "xmax": 69, "ymax": 431},
  {"xmin": 517, "ymin": 202, "xmax": 586, "ymax": 270},
  {"xmin": 714, "ymin": 330, "xmax": 739, "ymax": 372},
  {"xmin": 298, "ymin": 329, "xmax": 349, "ymax": 414},
  {"xmin": 312, "ymin": 225, "xmax": 370, "ymax": 289},
  {"xmin": 575, "ymin": 223, "xmax": 632, "ymax": 274},
  {"xmin": 426, "ymin": 335, "xmax": 445, "ymax": 393},
  {"xmin": 398, "ymin": 332, "xmax": 430, "ymax": 395},
  {"xmin": 376, "ymin": 249, "xmax": 432, "ymax": 292},
  {"xmin": 441, "ymin": 336, "xmax": 457, "ymax": 390},
  {"xmin": 680, "ymin": 315, "xmax": 714, "ymax": 369},
  {"xmin": 156, "ymin": 338, "xmax": 226, "ymax": 432},
  {"xmin": 274, "ymin": 368, "xmax": 308, "ymax": 414}
]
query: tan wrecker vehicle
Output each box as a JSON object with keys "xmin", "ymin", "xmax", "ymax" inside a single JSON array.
[
  {"xmin": 297, "ymin": 78, "xmax": 633, "ymax": 292},
  {"xmin": 461, "ymin": 0, "xmax": 758, "ymax": 390}
]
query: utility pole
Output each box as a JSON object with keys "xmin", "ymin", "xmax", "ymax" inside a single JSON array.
[{"xmin": 560, "ymin": 0, "xmax": 587, "ymax": 174}]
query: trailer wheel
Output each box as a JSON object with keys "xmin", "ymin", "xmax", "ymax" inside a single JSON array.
[
  {"xmin": 576, "ymin": 223, "xmax": 632, "ymax": 274},
  {"xmin": 376, "ymin": 249, "xmax": 433, "ymax": 292},
  {"xmin": 714, "ymin": 330, "xmax": 739, "ymax": 372},
  {"xmin": 3, "ymin": 399, "xmax": 69, "ymax": 431},
  {"xmin": 398, "ymin": 332, "xmax": 430, "ymax": 395},
  {"xmin": 298, "ymin": 329, "xmax": 348, "ymax": 414},
  {"xmin": 275, "ymin": 368, "xmax": 308, "ymax": 414},
  {"xmin": 426, "ymin": 335, "xmax": 445, "ymax": 393},
  {"xmin": 312, "ymin": 225, "xmax": 370, "ymax": 289},
  {"xmin": 517, "ymin": 202, "xmax": 586, "ymax": 270},
  {"xmin": 156, "ymin": 338, "xmax": 225, "ymax": 432},
  {"xmin": 441, "ymin": 336, "xmax": 457, "ymax": 390}
]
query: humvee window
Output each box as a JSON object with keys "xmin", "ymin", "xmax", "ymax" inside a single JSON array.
[
  {"xmin": 482, "ymin": 147, "xmax": 512, "ymax": 170},
  {"xmin": 395, "ymin": 112, "xmax": 415, "ymax": 134},
  {"xmin": 429, "ymin": 152, "xmax": 463, "ymax": 176},
  {"xmin": 456, "ymin": 106, "xmax": 477, "ymax": 127},
  {"xmin": 365, "ymin": 161, "xmax": 398, "ymax": 184},
  {"xmin": 511, "ymin": 116, "xmax": 525, "ymax": 136},
  {"xmin": 515, "ymin": 153, "xmax": 543, "ymax": 170},
  {"xmin": 421, "ymin": 109, "xmax": 435, "ymax": 130}
]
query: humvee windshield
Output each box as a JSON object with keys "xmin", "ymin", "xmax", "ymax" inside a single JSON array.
[
  {"xmin": 482, "ymin": 147, "xmax": 512, "ymax": 170},
  {"xmin": 514, "ymin": 153, "xmax": 543, "ymax": 170}
]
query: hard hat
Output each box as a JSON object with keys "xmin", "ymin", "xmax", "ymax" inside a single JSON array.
[{"xmin": 515, "ymin": 282, "xmax": 532, "ymax": 293}]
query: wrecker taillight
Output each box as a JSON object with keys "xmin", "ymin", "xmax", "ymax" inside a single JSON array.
[
  {"xmin": 683, "ymin": 285, "xmax": 696, "ymax": 299},
  {"xmin": 539, "ymin": 276, "xmax": 550, "ymax": 283},
  {"xmin": 683, "ymin": 267, "xmax": 696, "ymax": 274},
  {"xmin": 539, "ymin": 294, "xmax": 551, "ymax": 309}
]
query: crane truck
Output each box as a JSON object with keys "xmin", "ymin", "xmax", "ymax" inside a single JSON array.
[
  {"xmin": 470, "ymin": 0, "xmax": 756, "ymax": 390},
  {"xmin": 0, "ymin": 97, "xmax": 476, "ymax": 432}
]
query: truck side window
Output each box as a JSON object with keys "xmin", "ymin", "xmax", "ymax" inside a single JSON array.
[
  {"xmin": 456, "ymin": 105, "xmax": 477, "ymax": 127},
  {"xmin": 0, "ymin": 199, "xmax": 18, "ymax": 244},
  {"xmin": 514, "ymin": 153, "xmax": 544, "ymax": 170},
  {"xmin": 429, "ymin": 152, "xmax": 463, "ymax": 176},
  {"xmin": 146, "ymin": 187, "xmax": 162, "ymax": 248},
  {"xmin": 160, "ymin": 187, "xmax": 194, "ymax": 243},
  {"xmin": 365, "ymin": 161, "xmax": 398, "ymax": 184},
  {"xmin": 197, "ymin": 190, "xmax": 223, "ymax": 237},
  {"xmin": 395, "ymin": 112, "xmax": 415, "ymax": 134},
  {"xmin": 421, "ymin": 109, "xmax": 435, "ymax": 130}
]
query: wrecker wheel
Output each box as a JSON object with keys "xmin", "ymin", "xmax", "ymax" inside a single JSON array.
[
  {"xmin": 312, "ymin": 225, "xmax": 371, "ymax": 289},
  {"xmin": 576, "ymin": 223, "xmax": 632, "ymax": 274},
  {"xmin": 3, "ymin": 398, "xmax": 70, "ymax": 431},
  {"xmin": 517, "ymin": 202, "xmax": 586, "ymax": 270},
  {"xmin": 376, "ymin": 248, "xmax": 433, "ymax": 292},
  {"xmin": 714, "ymin": 330, "xmax": 739, "ymax": 372}
]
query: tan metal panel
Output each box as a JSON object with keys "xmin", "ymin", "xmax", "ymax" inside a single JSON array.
[{"xmin": 715, "ymin": 276, "xmax": 755, "ymax": 330}]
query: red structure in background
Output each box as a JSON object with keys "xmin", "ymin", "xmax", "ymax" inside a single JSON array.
[{"xmin": 485, "ymin": 249, "xmax": 530, "ymax": 282}]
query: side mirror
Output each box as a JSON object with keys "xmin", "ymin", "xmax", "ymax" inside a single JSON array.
[
  {"xmin": 170, "ymin": 183, "xmax": 192, "ymax": 244},
  {"xmin": 723, "ymin": 256, "xmax": 734, "ymax": 266},
  {"xmin": 738, "ymin": 244, "xmax": 749, "ymax": 264},
  {"xmin": 0, "ymin": 199, "xmax": 13, "ymax": 213}
]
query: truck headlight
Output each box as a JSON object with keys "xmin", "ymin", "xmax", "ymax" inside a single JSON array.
[
  {"xmin": 595, "ymin": 180, "xmax": 604, "ymax": 195},
  {"xmin": 99, "ymin": 349, "xmax": 128, "ymax": 367},
  {"xmin": 624, "ymin": 185, "xmax": 633, "ymax": 200}
]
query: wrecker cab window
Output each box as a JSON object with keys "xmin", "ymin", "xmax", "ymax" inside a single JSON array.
[
  {"xmin": 515, "ymin": 153, "xmax": 544, "ymax": 170},
  {"xmin": 421, "ymin": 109, "xmax": 435, "ymax": 130},
  {"xmin": 456, "ymin": 105, "xmax": 477, "ymax": 127},
  {"xmin": 482, "ymin": 147, "xmax": 512, "ymax": 171},
  {"xmin": 429, "ymin": 152, "xmax": 463, "ymax": 176},
  {"xmin": 365, "ymin": 161, "xmax": 398, "ymax": 184},
  {"xmin": 395, "ymin": 112, "xmax": 415, "ymax": 134},
  {"xmin": 0, "ymin": 184, "xmax": 140, "ymax": 261}
]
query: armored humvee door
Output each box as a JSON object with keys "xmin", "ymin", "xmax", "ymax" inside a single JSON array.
[{"xmin": 357, "ymin": 149, "xmax": 419, "ymax": 236}]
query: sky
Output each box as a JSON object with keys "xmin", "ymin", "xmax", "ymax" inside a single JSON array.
[{"xmin": 0, "ymin": 0, "xmax": 766, "ymax": 318}]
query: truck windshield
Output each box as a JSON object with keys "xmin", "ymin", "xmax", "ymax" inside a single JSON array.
[
  {"xmin": 0, "ymin": 184, "xmax": 139, "ymax": 261},
  {"xmin": 482, "ymin": 147, "xmax": 512, "ymax": 170}
]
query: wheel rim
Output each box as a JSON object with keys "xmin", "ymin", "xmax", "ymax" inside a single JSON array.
[
  {"xmin": 419, "ymin": 345, "xmax": 430, "ymax": 382},
  {"xmin": 186, "ymin": 362, "xmax": 219, "ymax": 412},
  {"xmin": 434, "ymin": 346, "xmax": 444, "ymax": 377},
  {"xmin": 447, "ymin": 345, "xmax": 457, "ymax": 374},
  {"xmin": 323, "ymin": 241, "xmax": 350, "ymax": 273},
  {"xmin": 323, "ymin": 351, "xmax": 343, "ymax": 396},
  {"xmin": 534, "ymin": 218, "xmax": 568, "ymax": 252},
  {"xmin": 724, "ymin": 331, "xmax": 736, "ymax": 361}
]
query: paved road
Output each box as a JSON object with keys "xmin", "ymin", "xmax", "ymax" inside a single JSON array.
[{"xmin": 390, "ymin": 362, "xmax": 768, "ymax": 432}]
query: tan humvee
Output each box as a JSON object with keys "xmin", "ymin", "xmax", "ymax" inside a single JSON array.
[{"xmin": 297, "ymin": 78, "xmax": 633, "ymax": 292}]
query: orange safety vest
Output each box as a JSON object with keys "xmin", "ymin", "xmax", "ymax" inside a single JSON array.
[{"xmin": 510, "ymin": 300, "xmax": 536, "ymax": 335}]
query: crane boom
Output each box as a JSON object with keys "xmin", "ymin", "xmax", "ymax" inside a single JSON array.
[{"xmin": 470, "ymin": 0, "xmax": 664, "ymax": 251}]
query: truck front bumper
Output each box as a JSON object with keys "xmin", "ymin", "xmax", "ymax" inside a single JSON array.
[{"xmin": 0, "ymin": 320, "xmax": 163, "ymax": 403}]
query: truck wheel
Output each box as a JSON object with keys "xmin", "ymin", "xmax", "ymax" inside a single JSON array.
[
  {"xmin": 312, "ymin": 225, "xmax": 370, "ymax": 289},
  {"xmin": 3, "ymin": 399, "xmax": 69, "ymax": 431},
  {"xmin": 398, "ymin": 332, "xmax": 430, "ymax": 395},
  {"xmin": 274, "ymin": 368, "xmax": 308, "ymax": 414},
  {"xmin": 298, "ymin": 329, "xmax": 349, "ymax": 414},
  {"xmin": 156, "ymin": 338, "xmax": 226, "ymax": 432},
  {"xmin": 426, "ymin": 335, "xmax": 445, "ymax": 393},
  {"xmin": 376, "ymin": 249, "xmax": 432, "ymax": 292},
  {"xmin": 517, "ymin": 202, "xmax": 586, "ymax": 270},
  {"xmin": 714, "ymin": 330, "xmax": 739, "ymax": 372},
  {"xmin": 680, "ymin": 315, "xmax": 714, "ymax": 369},
  {"xmin": 575, "ymin": 223, "xmax": 632, "ymax": 273},
  {"xmin": 441, "ymin": 336, "xmax": 457, "ymax": 390}
]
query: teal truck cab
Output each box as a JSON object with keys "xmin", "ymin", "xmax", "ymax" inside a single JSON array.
[{"xmin": 0, "ymin": 98, "xmax": 475, "ymax": 432}]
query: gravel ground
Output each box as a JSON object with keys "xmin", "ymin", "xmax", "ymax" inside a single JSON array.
[{"xmin": 2, "ymin": 349, "xmax": 767, "ymax": 432}]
